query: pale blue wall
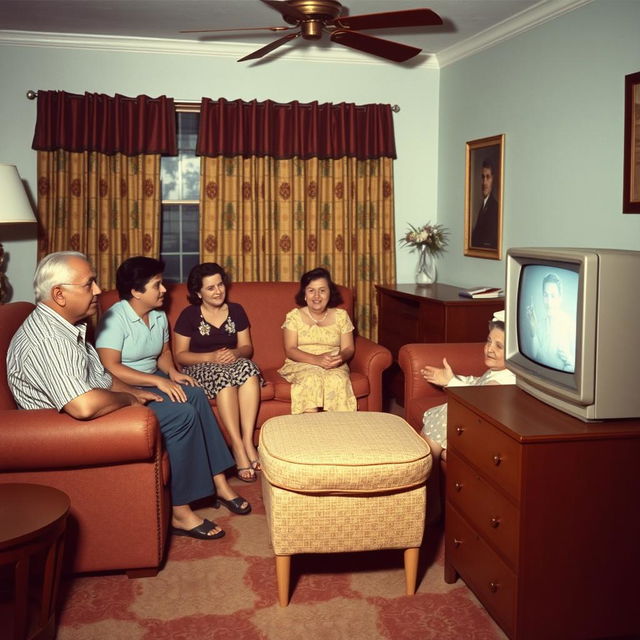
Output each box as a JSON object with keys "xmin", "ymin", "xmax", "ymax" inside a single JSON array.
[
  {"xmin": 436, "ymin": 0, "xmax": 640, "ymax": 289},
  {"xmin": 1, "ymin": 0, "xmax": 638, "ymax": 301},
  {"xmin": 0, "ymin": 43, "xmax": 439, "ymax": 301}
]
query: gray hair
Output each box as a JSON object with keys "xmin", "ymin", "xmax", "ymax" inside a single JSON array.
[{"xmin": 34, "ymin": 251, "xmax": 89, "ymax": 302}]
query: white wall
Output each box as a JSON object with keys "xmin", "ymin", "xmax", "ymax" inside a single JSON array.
[
  {"xmin": 436, "ymin": 0, "xmax": 640, "ymax": 289},
  {"xmin": 0, "ymin": 40, "xmax": 439, "ymax": 301}
]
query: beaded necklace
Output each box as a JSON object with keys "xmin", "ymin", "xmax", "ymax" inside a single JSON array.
[{"xmin": 305, "ymin": 306, "xmax": 328, "ymax": 325}]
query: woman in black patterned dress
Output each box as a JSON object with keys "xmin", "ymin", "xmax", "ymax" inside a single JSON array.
[{"xmin": 173, "ymin": 263, "xmax": 263, "ymax": 482}]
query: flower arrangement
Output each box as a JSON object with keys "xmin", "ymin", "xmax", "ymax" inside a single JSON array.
[{"xmin": 399, "ymin": 222, "xmax": 449, "ymax": 255}]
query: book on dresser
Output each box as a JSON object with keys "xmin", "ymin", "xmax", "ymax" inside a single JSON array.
[{"xmin": 458, "ymin": 286, "xmax": 504, "ymax": 299}]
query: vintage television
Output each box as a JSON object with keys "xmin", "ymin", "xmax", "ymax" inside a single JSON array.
[{"xmin": 505, "ymin": 247, "xmax": 640, "ymax": 421}]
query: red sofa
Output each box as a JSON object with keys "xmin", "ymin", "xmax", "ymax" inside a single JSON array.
[
  {"xmin": 0, "ymin": 302, "xmax": 170, "ymax": 577},
  {"xmin": 99, "ymin": 281, "xmax": 392, "ymax": 442}
]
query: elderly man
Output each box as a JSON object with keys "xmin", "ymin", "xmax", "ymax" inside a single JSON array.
[{"xmin": 7, "ymin": 251, "xmax": 237, "ymax": 540}]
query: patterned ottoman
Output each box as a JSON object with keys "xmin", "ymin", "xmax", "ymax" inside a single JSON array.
[{"xmin": 259, "ymin": 411, "xmax": 432, "ymax": 606}]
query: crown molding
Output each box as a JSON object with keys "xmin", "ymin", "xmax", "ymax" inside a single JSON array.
[
  {"xmin": 0, "ymin": 29, "xmax": 439, "ymax": 69},
  {"xmin": 435, "ymin": 0, "xmax": 594, "ymax": 68}
]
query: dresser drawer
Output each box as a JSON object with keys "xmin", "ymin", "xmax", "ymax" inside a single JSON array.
[
  {"xmin": 445, "ymin": 503, "xmax": 516, "ymax": 637},
  {"xmin": 448, "ymin": 399, "xmax": 522, "ymax": 501},
  {"xmin": 447, "ymin": 451, "xmax": 520, "ymax": 569}
]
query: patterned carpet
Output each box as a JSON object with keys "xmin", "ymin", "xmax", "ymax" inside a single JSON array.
[{"xmin": 56, "ymin": 477, "xmax": 507, "ymax": 639}]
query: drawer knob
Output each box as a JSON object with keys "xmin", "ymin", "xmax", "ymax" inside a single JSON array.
[
  {"xmin": 454, "ymin": 482, "xmax": 463, "ymax": 492},
  {"xmin": 489, "ymin": 516, "xmax": 501, "ymax": 529},
  {"xmin": 492, "ymin": 454, "xmax": 502, "ymax": 466},
  {"xmin": 456, "ymin": 426, "xmax": 464, "ymax": 435},
  {"xmin": 453, "ymin": 538, "xmax": 462, "ymax": 548},
  {"xmin": 489, "ymin": 582, "xmax": 500, "ymax": 593}
]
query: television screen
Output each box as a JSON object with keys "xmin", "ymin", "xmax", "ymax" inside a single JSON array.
[{"xmin": 517, "ymin": 265, "xmax": 579, "ymax": 373}]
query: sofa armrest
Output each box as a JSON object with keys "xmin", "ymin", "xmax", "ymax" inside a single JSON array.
[
  {"xmin": 0, "ymin": 406, "xmax": 161, "ymax": 470},
  {"xmin": 350, "ymin": 336, "xmax": 392, "ymax": 412},
  {"xmin": 398, "ymin": 343, "xmax": 485, "ymax": 430}
]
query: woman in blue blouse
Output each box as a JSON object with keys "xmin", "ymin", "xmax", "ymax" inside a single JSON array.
[
  {"xmin": 96, "ymin": 257, "xmax": 251, "ymax": 541},
  {"xmin": 173, "ymin": 263, "xmax": 262, "ymax": 482}
]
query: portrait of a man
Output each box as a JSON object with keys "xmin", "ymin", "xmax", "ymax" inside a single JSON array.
[{"xmin": 465, "ymin": 135, "xmax": 504, "ymax": 259}]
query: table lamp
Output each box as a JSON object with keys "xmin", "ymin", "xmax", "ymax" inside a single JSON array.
[{"xmin": 0, "ymin": 163, "xmax": 37, "ymax": 302}]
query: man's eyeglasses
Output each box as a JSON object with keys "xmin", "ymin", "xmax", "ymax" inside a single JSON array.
[{"xmin": 59, "ymin": 278, "xmax": 98, "ymax": 290}]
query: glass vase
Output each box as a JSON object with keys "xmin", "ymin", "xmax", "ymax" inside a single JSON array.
[{"xmin": 415, "ymin": 246, "xmax": 437, "ymax": 285}]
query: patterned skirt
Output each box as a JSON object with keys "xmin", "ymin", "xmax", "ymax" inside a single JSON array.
[{"xmin": 183, "ymin": 358, "xmax": 263, "ymax": 399}]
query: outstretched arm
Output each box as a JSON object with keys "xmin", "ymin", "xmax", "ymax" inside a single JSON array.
[{"xmin": 421, "ymin": 357, "xmax": 455, "ymax": 387}]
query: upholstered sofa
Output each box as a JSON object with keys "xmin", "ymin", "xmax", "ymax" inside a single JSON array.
[
  {"xmin": 99, "ymin": 281, "xmax": 392, "ymax": 442},
  {"xmin": 0, "ymin": 302, "xmax": 170, "ymax": 577}
]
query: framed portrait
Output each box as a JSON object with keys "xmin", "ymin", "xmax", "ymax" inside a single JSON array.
[
  {"xmin": 623, "ymin": 71, "xmax": 640, "ymax": 213},
  {"xmin": 464, "ymin": 134, "xmax": 504, "ymax": 259}
]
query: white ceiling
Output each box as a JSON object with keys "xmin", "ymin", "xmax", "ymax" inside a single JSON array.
[{"xmin": 0, "ymin": 0, "xmax": 591, "ymax": 65}]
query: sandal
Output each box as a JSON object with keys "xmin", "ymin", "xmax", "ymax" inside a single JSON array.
[
  {"xmin": 250, "ymin": 459, "xmax": 261, "ymax": 472},
  {"xmin": 236, "ymin": 466, "xmax": 257, "ymax": 483},
  {"xmin": 171, "ymin": 518, "xmax": 225, "ymax": 540},
  {"xmin": 214, "ymin": 495, "xmax": 252, "ymax": 515}
]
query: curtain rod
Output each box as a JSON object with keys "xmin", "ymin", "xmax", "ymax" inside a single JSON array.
[{"xmin": 26, "ymin": 91, "xmax": 400, "ymax": 112}]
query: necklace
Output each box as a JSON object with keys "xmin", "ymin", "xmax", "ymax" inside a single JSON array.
[{"xmin": 305, "ymin": 306, "xmax": 328, "ymax": 325}]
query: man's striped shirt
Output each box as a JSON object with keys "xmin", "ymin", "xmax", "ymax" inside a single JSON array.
[{"xmin": 7, "ymin": 302, "xmax": 112, "ymax": 411}]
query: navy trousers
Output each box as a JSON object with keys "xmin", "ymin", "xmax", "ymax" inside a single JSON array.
[{"xmin": 146, "ymin": 382, "xmax": 234, "ymax": 505}]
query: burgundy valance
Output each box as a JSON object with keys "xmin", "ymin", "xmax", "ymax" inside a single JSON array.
[
  {"xmin": 32, "ymin": 91, "xmax": 177, "ymax": 156},
  {"xmin": 196, "ymin": 98, "xmax": 396, "ymax": 160}
]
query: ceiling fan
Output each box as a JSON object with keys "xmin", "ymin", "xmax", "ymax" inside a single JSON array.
[{"xmin": 181, "ymin": 0, "xmax": 443, "ymax": 63}]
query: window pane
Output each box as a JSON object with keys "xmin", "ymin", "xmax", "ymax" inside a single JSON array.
[
  {"xmin": 183, "ymin": 254, "xmax": 200, "ymax": 280},
  {"xmin": 161, "ymin": 205, "xmax": 181, "ymax": 252},
  {"xmin": 182, "ymin": 205, "xmax": 199, "ymax": 252},
  {"xmin": 178, "ymin": 112, "xmax": 198, "ymax": 150},
  {"xmin": 161, "ymin": 156, "xmax": 179, "ymax": 200},
  {"xmin": 180, "ymin": 152, "xmax": 200, "ymax": 200},
  {"xmin": 163, "ymin": 254, "xmax": 181, "ymax": 283}
]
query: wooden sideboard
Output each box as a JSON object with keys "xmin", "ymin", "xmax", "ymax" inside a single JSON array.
[
  {"xmin": 375, "ymin": 283, "xmax": 504, "ymax": 404},
  {"xmin": 444, "ymin": 385, "xmax": 640, "ymax": 640}
]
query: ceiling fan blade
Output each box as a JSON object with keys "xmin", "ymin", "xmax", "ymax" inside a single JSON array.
[
  {"xmin": 260, "ymin": 0, "xmax": 308, "ymax": 23},
  {"xmin": 238, "ymin": 31, "xmax": 300, "ymax": 62},
  {"xmin": 330, "ymin": 8, "xmax": 442, "ymax": 30},
  {"xmin": 180, "ymin": 25, "xmax": 294, "ymax": 34},
  {"xmin": 330, "ymin": 30, "xmax": 421, "ymax": 63}
]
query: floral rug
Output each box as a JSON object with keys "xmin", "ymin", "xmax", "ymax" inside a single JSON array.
[{"xmin": 56, "ymin": 478, "xmax": 506, "ymax": 639}]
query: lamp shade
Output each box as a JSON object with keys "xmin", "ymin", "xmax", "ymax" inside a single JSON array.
[{"xmin": 0, "ymin": 163, "xmax": 36, "ymax": 224}]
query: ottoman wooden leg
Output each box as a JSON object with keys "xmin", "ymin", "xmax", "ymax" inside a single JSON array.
[
  {"xmin": 275, "ymin": 555, "xmax": 291, "ymax": 607},
  {"xmin": 404, "ymin": 547, "xmax": 419, "ymax": 595}
]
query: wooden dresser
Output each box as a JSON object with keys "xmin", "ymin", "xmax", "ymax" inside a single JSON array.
[
  {"xmin": 375, "ymin": 283, "xmax": 504, "ymax": 404},
  {"xmin": 444, "ymin": 385, "xmax": 640, "ymax": 640}
]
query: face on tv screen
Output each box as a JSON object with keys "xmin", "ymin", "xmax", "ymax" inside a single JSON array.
[{"xmin": 517, "ymin": 265, "xmax": 579, "ymax": 373}]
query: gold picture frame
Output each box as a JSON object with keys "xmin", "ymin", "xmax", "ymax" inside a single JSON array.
[
  {"xmin": 464, "ymin": 134, "xmax": 504, "ymax": 259},
  {"xmin": 623, "ymin": 71, "xmax": 640, "ymax": 213}
]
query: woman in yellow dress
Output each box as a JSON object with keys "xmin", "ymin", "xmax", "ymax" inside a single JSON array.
[{"xmin": 278, "ymin": 267, "xmax": 357, "ymax": 414}]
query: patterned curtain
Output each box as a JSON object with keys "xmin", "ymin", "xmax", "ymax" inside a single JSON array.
[
  {"xmin": 32, "ymin": 91, "xmax": 176, "ymax": 288},
  {"xmin": 36, "ymin": 151, "xmax": 161, "ymax": 290},
  {"xmin": 197, "ymin": 99, "xmax": 396, "ymax": 340}
]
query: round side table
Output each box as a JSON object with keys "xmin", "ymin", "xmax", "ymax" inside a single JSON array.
[{"xmin": 0, "ymin": 483, "xmax": 70, "ymax": 640}]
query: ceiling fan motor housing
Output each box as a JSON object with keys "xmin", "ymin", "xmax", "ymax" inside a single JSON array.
[{"xmin": 282, "ymin": 0, "xmax": 343, "ymax": 25}]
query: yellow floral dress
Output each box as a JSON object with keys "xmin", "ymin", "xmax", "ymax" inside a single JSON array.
[{"xmin": 278, "ymin": 307, "xmax": 357, "ymax": 415}]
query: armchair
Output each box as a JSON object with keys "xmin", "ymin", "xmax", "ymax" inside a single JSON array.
[
  {"xmin": 398, "ymin": 342, "xmax": 486, "ymax": 432},
  {"xmin": 398, "ymin": 342, "xmax": 486, "ymax": 523},
  {"xmin": 0, "ymin": 302, "xmax": 170, "ymax": 577}
]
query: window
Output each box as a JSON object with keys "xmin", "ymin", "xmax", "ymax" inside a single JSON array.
[{"xmin": 160, "ymin": 108, "xmax": 200, "ymax": 283}]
